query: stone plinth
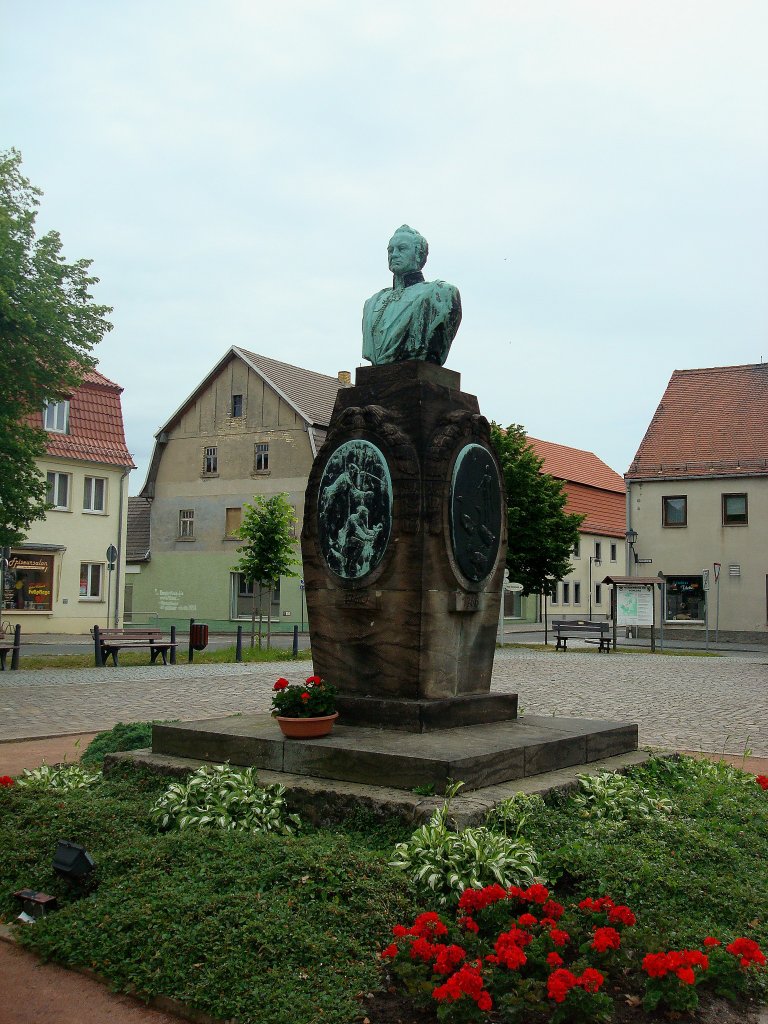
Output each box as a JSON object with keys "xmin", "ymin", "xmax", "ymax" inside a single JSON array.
[
  {"xmin": 301, "ymin": 361, "xmax": 509, "ymax": 727},
  {"xmin": 151, "ymin": 715, "xmax": 639, "ymax": 794}
]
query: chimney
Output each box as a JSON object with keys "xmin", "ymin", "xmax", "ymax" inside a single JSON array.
[{"xmin": 337, "ymin": 370, "xmax": 352, "ymax": 386}]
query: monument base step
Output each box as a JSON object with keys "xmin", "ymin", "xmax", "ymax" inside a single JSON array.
[
  {"xmin": 335, "ymin": 692, "xmax": 519, "ymax": 732},
  {"xmin": 149, "ymin": 713, "xmax": 638, "ymax": 794},
  {"xmin": 106, "ymin": 747, "xmax": 650, "ymax": 828}
]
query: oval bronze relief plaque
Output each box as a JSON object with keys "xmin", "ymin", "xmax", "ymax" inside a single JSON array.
[
  {"xmin": 449, "ymin": 443, "xmax": 502, "ymax": 582},
  {"xmin": 317, "ymin": 439, "xmax": 392, "ymax": 579}
]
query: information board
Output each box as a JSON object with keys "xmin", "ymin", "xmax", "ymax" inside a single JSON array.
[{"xmin": 616, "ymin": 584, "xmax": 654, "ymax": 627}]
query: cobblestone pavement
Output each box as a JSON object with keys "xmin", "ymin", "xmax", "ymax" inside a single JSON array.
[{"xmin": 1, "ymin": 648, "xmax": 766, "ymax": 755}]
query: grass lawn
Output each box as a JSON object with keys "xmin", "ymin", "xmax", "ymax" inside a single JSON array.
[
  {"xmin": 17, "ymin": 644, "xmax": 313, "ymax": 670},
  {"xmin": 1, "ymin": 755, "xmax": 766, "ymax": 1023}
]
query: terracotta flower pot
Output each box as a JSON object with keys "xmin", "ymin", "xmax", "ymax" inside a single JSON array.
[{"xmin": 275, "ymin": 712, "xmax": 338, "ymax": 739}]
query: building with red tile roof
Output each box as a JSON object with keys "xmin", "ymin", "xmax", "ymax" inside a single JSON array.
[
  {"xmin": 526, "ymin": 437, "xmax": 627, "ymax": 621},
  {"xmin": 626, "ymin": 363, "xmax": 768, "ymax": 637},
  {"xmin": 3, "ymin": 371, "xmax": 135, "ymax": 633}
]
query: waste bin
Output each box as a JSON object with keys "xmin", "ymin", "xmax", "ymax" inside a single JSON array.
[{"xmin": 189, "ymin": 623, "xmax": 209, "ymax": 651}]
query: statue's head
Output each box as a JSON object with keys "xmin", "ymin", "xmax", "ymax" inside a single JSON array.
[{"xmin": 388, "ymin": 225, "xmax": 428, "ymax": 275}]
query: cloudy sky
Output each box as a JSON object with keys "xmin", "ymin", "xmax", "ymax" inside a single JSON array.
[{"xmin": 4, "ymin": 1, "xmax": 767, "ymax": 491}]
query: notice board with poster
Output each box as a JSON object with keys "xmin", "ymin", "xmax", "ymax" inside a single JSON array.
[{"xmin": 616, "ymin": 584, "xmax": 654, "ymax": 627}]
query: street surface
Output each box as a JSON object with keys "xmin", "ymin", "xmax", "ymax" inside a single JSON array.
[{"xmin": 1, "ymin": 647, "xmax": 766, "ymax": 756}]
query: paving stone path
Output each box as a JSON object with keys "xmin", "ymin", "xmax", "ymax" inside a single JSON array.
[{"xmin": 1, "ymin": 648, "xmax": 766, "ymax": 756}]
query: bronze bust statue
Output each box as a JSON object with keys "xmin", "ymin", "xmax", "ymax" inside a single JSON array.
[{"xmin": 362, "ymin": 225, "xmax": 462, "ymax": 366}]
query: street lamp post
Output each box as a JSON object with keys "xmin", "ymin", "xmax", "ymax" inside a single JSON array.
[
  {"xmin": 589, "ymin": 557, "xmax": 601, "ymax": 619},
  {"xmin": 625, "ymin": 529, "xmax": 638, "ymax": 576}
]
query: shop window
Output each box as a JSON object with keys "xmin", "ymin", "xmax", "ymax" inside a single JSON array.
[
  {"xmin": 79, "ymin": 563, "xmax": 103, "ymax": 600},
  {"xmin": 562, "ymin": 582, "xmax": 570, "ymax": 605},
  {"xmin": 4, "ymin": 554, "xmax": 54, "ymax": 611},
  {"xmin": 231, "ymin": 394, "xmax": 243, "ymax": 417},
  {"xmin": 203, "ymin": 447, "xmax": 218, "ymax": 474},
  {"xmin": 610, "ymin": 542, "xmax": 617, "ymax": 562},
  {"xmin": 595, "ymin": 583, "xmax": 602, "ymax": 605},
  {"xmin": 254, "ymin": 443, "xmax": 270, "ymax": 472},
  {"xmin": 722, "ymin": 493, "xmax": 748, "ymax": 526},
  {"xmin": 665, "ymin": 575, "xmax": 706, "ymax": 621},
  {"xmin": 225, "ymin": 507, "xmax": 242, "ymax": 537},
  {"xmin": 573, "ymin": 582, "xmax": 581, "ymax": 604},
  {"xmin": 43, "ymin": 400, "xmax": 69, "ymax": 433},
  {"xmin": 83, "ymin": 476, "xmax": 106, "ymax": 513},
  {"xmin": 46, "ymin": 471, "xmax": 70, "ymax": 510},
  {"xmin": 662, "ymin": 495, "xmax": 687, "ymax": 527},
  {"xmin": 178, "ymin": 509, "xmax": 194, "ymax": 538}
]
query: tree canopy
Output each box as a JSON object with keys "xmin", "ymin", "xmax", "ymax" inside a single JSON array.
[
  {"xmin": 490, "ymin": 423, "xmax": 584, "ymax": 596},
  {"xmin": 233, "ymin": 494, "xmax": 299, "ymax": 647},
  {"xmin": 0, "ymin": 148, "xmax": 113, "ymax": 546}
]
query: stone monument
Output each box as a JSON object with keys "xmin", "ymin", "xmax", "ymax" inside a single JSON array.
[
  {"xmin": 301, "ymin": 226, "xmax": 516, "ymax": 731},
  {"xmin": 146, "ymin": 227, "xmax": 638, "ymax": 798}
]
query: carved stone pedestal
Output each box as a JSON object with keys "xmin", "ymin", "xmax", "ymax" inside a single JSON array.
[{"xmin": 301, "ymin": 361, "xmax": 515, "ymax": 731}]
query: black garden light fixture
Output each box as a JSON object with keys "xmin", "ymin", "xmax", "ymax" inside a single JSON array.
[{"xmin": 52, "ymin": 840, "xmax": 95, "ymax": 883}]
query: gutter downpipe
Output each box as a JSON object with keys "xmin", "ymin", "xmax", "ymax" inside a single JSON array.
[{"xmin": 114, "ymin": 467, "xmax": 130, "ymax": 627}]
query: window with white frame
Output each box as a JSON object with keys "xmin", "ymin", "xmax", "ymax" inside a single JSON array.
[
  {"xmin": 573, "ymin": 537, "xmax": 580, "ymax": 557},
  {"xmin": 610, "ymin": 542, "xmax": 617, "ymax": 562},
  {"xmin": 254, "ymin": 442, "xmax": 269, "ymax": 472},
  {"xmin": 562, "ymin": 582, "xmax": 570, "ymax": 604},
  {"xmin": 79, "ymin": 562, "xmax": 103, "ymax": 599},
  {"xmin": 203, "ymin": 447, "xmax": 218, "ymax": 474},
  {"xmin": 179, "ymin": 509, "xmax": 194, "ymax": 538},
  {"xmin": 46, "ymin": 471, "xmax": 70, "ymax": 510},
  {"xmin": 594, "ymin": 541, "xmax": 602, "ymax": 560},
  {"xmin": 83, "ymin": 476, "xmax": 106, "ymax": 513},
  {"xmin": 595, "ymin": 583, "xmax": 603, "ymax": 605},
  {"xmin": 573, "ymin": 582, "xmax": 581, "ymax": 604},
  {"xmin": 550, "ymin": 582, "xmax": 558, "ymax": 604},
  {"xmin": 43, "ymin": 400, "xmax": 70, "ymax": 433}
]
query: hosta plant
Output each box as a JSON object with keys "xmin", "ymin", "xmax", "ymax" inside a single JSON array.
[
  {"xmin": 390, "ymin": 783, "xmax": 541, "ymax": 906},
  {"xmin": 571, "ymin": 771, "xmax": 673, "ymax": 824},
  {"xmin": 15, "ymin": 762, "xmax": 101, "ymax": 791},
  {"xmin": 149, "ymin": 763, "xmax": 301, "ymax": 834}
]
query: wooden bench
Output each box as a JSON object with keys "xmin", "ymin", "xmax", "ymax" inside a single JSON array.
[
  {"xmin": 92, "ymin": 626, "xmax": 177, "ymax": 667},
  {"xmin": 0, "ymin": 622, "xmax": 21, "ymax": 670},
  {"xmin": 552, "ymin": 619, "xmax": 611, "ymax": 653}
]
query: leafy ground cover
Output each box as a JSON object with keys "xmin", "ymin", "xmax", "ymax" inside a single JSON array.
[{"xmin": 1, "ymin": 755, "xmax": 766, "ymax": 1023}]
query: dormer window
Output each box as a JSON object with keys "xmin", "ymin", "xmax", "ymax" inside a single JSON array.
[{"xmin": 43, "ymin": 400, "xmax": 70, "ymax": 433}]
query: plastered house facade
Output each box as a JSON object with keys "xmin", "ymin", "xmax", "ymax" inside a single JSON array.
[{"xmin": 127, "ymin": 348, "xmax": 349, "ymax": 630}]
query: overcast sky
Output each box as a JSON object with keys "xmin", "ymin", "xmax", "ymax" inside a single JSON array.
[{"xmin": 4, "ymin": 1, "xmax": 767, "ymax": 492}]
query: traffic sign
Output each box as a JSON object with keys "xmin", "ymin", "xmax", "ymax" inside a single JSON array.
[
  {"xmin": 713, "ymin": 562, "xmax": 721, "ymax": 582},
  {"xmin": 106, "ymin": 545, "xmax": 118, "ymax": 571},
  {"xmin": 702, "ymin": 569, "xmax": 710, "ymax": 591}
]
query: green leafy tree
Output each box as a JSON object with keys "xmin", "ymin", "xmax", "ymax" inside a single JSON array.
[
  {"xmin": 490, "ymin": 423, "xmax": 584, "ymax": 597},
  {"xmin": 233, "ymin": 493, "xmax": 299, "ymax": 648},
  {"xmin": 0, "ymin": 148, "xmax": 112, "ymax": 545}
]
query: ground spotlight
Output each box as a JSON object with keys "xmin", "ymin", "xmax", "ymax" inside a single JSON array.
[
  {"xmin": 12, "ymin": 889, "xmax": 57, "ymax": 923},
  {"xmin": 52, "ymin": 840, "xmax": 95, "ymax": 882}
]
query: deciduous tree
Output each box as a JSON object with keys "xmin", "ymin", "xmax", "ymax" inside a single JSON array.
[
  {"xmin": 490, "ymin": 423, "xmax": 584, "ymax": 597},
  {"xmin": 0, "ymin": 148, "xmax": 112, "ymax": 545},
  {"xmin": 233, "ymin": 494, "xmax": 299, "ymax": 648}
]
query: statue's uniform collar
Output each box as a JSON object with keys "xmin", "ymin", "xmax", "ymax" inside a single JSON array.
[{"xmin": 391, "ymin": 271, "xmax": 425, "ymax": 291}]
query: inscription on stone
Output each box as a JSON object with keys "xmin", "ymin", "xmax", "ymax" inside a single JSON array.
[
  {"xmin": 449, "ymin": 444, "xmax": 502, "ymax": 582},
  {"xmin": 317, "ymin": 439, "xmax": 392, "ymax": 580},
  {"xmin": 452, "ymin": 591, "xmax": 480, "ymax": 613}
]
